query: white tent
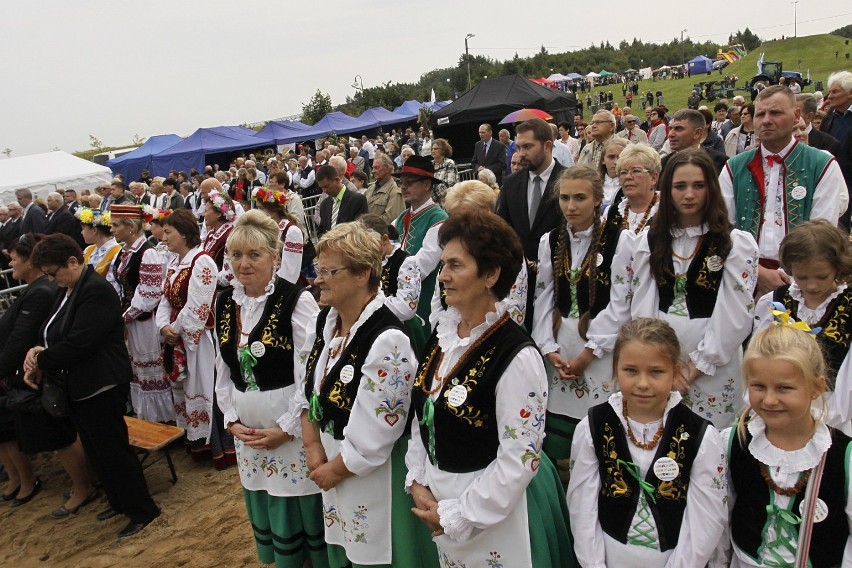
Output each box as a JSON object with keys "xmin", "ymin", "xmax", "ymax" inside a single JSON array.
[
  {"xmin": 585, "ymin": 72, "xmax": 600, "ymax": 78},
  {"xmin": 0, "ymin": 151, "xmax": 113, "ymax": 203},
  {"xmin": 547, "ymin": 73, "xmax": 569, "ymax": 82},
  {"xmin": 639, "ymin": 67, "xmax": 653, "ymax": 80}
]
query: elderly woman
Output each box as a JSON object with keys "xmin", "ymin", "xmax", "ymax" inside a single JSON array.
[
  {"xmin": 476, "ymin": 168, "xmax": 499, "ymax": 193},
  {"xmin": 156, "ymin": 209, "xmax": 221, "ymax": 465},
  {"xmin": 108, "ymin": 205, "xmax": 172, "ymax": 423},
  {"xmin": 598, "ymin": 137, "xmax": 629, "ymax": 207},
  {"xmin": 406, "ymin": 209, "xmax": 573, "ymax": 567},
  {"xmin": 215, "ymin": 211, "xmax": 327, "ymax": 567},
  {"xmin": 297, "ymin": 221, "xmax": 432, "ymax": 568},
  {"xmin": 647, "ymin": 107, "xmax": 668, "ymax": 151},
  {"xmin": 75, "ymin": 207, "xmax": 122, "ymax": 276},
  {"xmin": 604, "ymin": 143, "xmax": 661, "ymax": 235},
  {"xmin": 253, "ymin": 186, "xmax": 304, "ymax": 284},
  {"xmin": 24, "ymin": 234, "xmax": 159, "ymax": 537},
  {"xmin": 430, "ymin": 138, "xmax": 457, "ymax": 206}
]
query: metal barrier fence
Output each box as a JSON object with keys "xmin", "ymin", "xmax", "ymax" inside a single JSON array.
[
  {"xmin": 300, "ymin": 194, "xmax": 322, "ymax": 245},
  {"xmin": 0, "ymin": 269, "xmax": 24, "ymax": 315}
]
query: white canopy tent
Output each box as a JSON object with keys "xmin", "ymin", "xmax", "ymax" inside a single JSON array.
[
  {"xmin": 547, "ymin": 73, "xmax": 570, "ymax": 82},
  {"xmin": 0, "ymin": 151, "xmax": 113, "ymax": 203}
]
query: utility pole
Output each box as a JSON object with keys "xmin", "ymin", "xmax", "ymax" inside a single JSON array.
[
  {"xmin": 792, "ymin": 1, "xmax": 799, "ymax": 38},
  {"xmin": 681, "ymin": 29, "xmax": 688, "ymax": 67},
  {"xmin": 465, "ymin": 33, "xmax": 475, "ymax": 91}
]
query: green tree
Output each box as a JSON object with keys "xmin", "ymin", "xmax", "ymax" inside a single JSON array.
[
  {"xmin": 301, "ymin": 90, "xmax": 333, "ymax": 126},
  {"xmin": 89, "ymin": 134, "xmax": 104, "ymax": 150},
  {"xmin": 2, "ymin": 148, "xmax": 11, "ymax": 158},
  {"xmin": 132, "ymin": 133, "xmax": 146, "ymax": 146}
]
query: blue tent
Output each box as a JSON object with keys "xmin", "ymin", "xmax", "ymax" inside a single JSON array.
[
  {"xmin": 357, "ymin": 107, "xmax": 413, "ymax": 127},
  {"xmin": 254, "ymin": 120, "xmax": 311, "ymax": 145},
  {"xmin": 107, "ymin": 134, "xmax": 182, "ymax": 182},
  {"xmin": 393, "ymin": 100, "xmax": 450, "ymax": 118},
  {"xmin": 688, "ymin": 55, "xmax": 713, "ymax": 75},
  {"xmin": 286, "ymin": 111, "xmax": 379, "ymax": 142},
  {"xmin": 150, "ymin": 127, "xmax": 272, "ymax": 176}
]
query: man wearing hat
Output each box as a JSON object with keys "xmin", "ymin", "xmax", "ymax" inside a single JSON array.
[{"xmin": 392, "ymin": 155, "xmax": 448, "ymax": 352}]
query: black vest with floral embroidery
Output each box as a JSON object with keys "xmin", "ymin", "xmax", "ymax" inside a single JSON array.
[
  {"xmin": 412, "ymin": 319, "xmax": 536, "ymax": 473},
  {"xmin": 303, "ymin": 305, "xmax": 405, "ymax": 440},
  {"xmin": 589, "ymin": 402, "xmax": 709, "ymax": 552},
  {"xmin": 649, "ymin": 233, "xmax": 726, "ymax": 319},
  {"xmin": 381, "ymin": 247, "xmax": 409, "ymax": 297},
  {"xmin": 216, "ymin": 278, "xmax": 303, "ymax": 392},
  {"xmin": 112, "ymin": 241, "xmax": 153, "ymax": 314}
]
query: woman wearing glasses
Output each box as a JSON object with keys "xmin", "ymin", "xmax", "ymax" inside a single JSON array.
[
  {"xmin": 297, "ymin": 221, "xmax": 431, "ymax": 568},
  {"xmin": 603, "ymin": 144, "xmax": 662, "ymax": 235}
]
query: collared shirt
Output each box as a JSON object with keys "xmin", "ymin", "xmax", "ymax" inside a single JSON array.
[
  {"xmin": 758, "ymin": 137, "xmax": 797, "ymax": 259},
  {"xmin": 334, "ymin": 185, "xmax": 346, "ymax": 203},
  {"xmin": 527, "ymin": 158, "xmax": 556, "ymax": 221}
]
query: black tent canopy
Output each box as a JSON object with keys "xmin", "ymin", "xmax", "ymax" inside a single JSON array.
[{"xmin": 430, "ymin": 75, "xmax": 577, "ymax": 162}]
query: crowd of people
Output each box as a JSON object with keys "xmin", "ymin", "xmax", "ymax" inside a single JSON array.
[{"xmin": 0, "ymin": 70, "xmax": 851, "ymax": 566}]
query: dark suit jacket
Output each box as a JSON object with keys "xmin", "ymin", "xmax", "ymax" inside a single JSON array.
[
  {"xmin": 808, "ymin": 128, "xmax": 843, "ymax": 158},
  {"xmin": 21, "ymin": 205, "xmax": 46, "ymax": 235},
  {"xmin": 662, "ymin": 147, "xmax": 728, "ymax": 175},
  {"xmin": 317, "ymin": 188, "xmax": 369, "ymax": 236},
  {"xmin": 470, "ymin": 138, "xmax": 507, "ymax": 185},
  {"xmin": 45, "ymin": 206, "xmax": 84, "ymax": 247},
  {"xmin": 37, "ymin": 266, "xmax": 131, "ymax": 401},
  {"xmin": 0, "ymin": 218, "xmax": 22, "ymax": 250},
  {"xmin": 0, "ymin": 276, "xmax": 57, "ymax": 380}
]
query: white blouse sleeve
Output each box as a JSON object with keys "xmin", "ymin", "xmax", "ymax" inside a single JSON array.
[
  {"xmin": 665, "ymin": 425, "xmax": 729, "ymax": 568},
  {"xmin": 384, "ymin": 256, "xmax": 421, "ymax": 322},
  {"xmin": 566, "ymin": 416, "xmax": 607, "ymax": 568},
  {"xmin": 339, "ymin": 328, "xmax": 416, "ymax": 477},
  {"xmin": 437, "ymin": 346, "xmax": 547, "ymax": 541},
  {"xmin": 811, "ymin": 158, "xmax": 845, "ymax": 226},
  {"xmin": 291, "ymin": 310, "xmax": 319, "ymax": 415},
  {"xmin": 844, "ymin": 441, "xmax": 852, "ymax": 565},
  {"xmin": 174, "ymin": 254, "xmax": 218, "ymax": 351},
  {"xmin": 278, "ymin": 291, "xmax": 319, "ymax": 436},
  {"xmin": 413, "ymin": 223, "xmax": 444, "ymax": 278},
  {"xmin": 690, "ymin": 230, "xmax": 759, "ymax": 375},
  {"xmin": 277, "ymin": 224, "xmax": 304, "ymax": 285},
  {"xmin": 124, "ymin": 248, "xmax": 165, "ymax": 322},
  {"xmin": 718, "ymin": 165, "xmax": 737, "ymax": 226},
  {"xmin": 708, "ymin": 427, "xmax": 735, "ymax": 568},
  {"xmin": 752, "ymin": 290, "xmax": 776, "ymax": 336},
  {"xmin": 155, "ymin": 258, "xmax": 176, "ymax": 332},
  {"xmin": 586, "ymin": 230, "xmax": 639, "ymax": 356},
  {"xmin": 531, "ymin": 232, "xmax": 559, "ymax": 355},
  {"xmin": 502, "ymin": 259, "xmax": 528, "ymax": 326},
  {"xmin": 218, "ymin": 256, "xmax": 234, "ymax": 288},
  {"xmin": 215, "ymin": 353, "xmax": 239, "ymax": 429},
  {"xmin": 404, "ymin": 414, "xmax": 429, "ymax": 490}
]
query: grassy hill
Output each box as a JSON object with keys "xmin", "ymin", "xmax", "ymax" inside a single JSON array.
[{"xmin": 581, "ymin": 33, "xmax": 849, "ymax": 117}]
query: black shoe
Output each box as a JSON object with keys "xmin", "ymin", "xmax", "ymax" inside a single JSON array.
[
  {"xmin": 50, "ymin": 489, "xmax": 101, "ymax": 519},
  {"xmin": 10, "ymin": 479, "xmax": 42, "ymax": 508},
  {"xmin": 118, "ymin": 520, "xmax": 153, "ymax": 538},
  {"xmin": 96, "ymin": 507, "xmax": 121, "ymax": 521},
  {"xmin": 2, "ymin": 485, "xmax": 20, "ymax": 502}
]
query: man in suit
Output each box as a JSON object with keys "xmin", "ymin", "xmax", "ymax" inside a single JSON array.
[
  {"xmin": 45, "ymin": 192, "xmax": 85, "ymax": 248},
  {"xmin": 663, "ymin": 109, "xmax": 728, "ymax": 174},
  {"xmin": 470, "ymin": 123, "xmax": 507, "ymax": 185},
  {"xmin": 128, "ymin": 182, "xmax": 152, "ymax": 206},
  {"xmin": 162, "ymin": 178, "xmax": 185, "ymax": 210},
  {"xmin": 796, "ymin": 93, "xmax": 843, "ymax": 157},
  {"xmin": 63, "ymin": 189, "xmax": 82, "ymax": 215},
  {"xmin": 0, "ymin": 203, "xmax": 22, "ymax": 274},
  {"xmin": 316, "ymin": 164, "xmax": 368, "ymax": 237},
  {"xmin": 496, "ymin": 118, "xmax": 566, "ymax": 325},
  {"xmin": 16, "ymin": 188, "xmax": 46, "ymax": 235}
]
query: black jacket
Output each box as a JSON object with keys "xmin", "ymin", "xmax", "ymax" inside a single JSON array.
[
  {"xmin": 21, "ymin": 205, "xmax": 46, "ymax": 235},
  {"xmin": 0, "ymin": 276, "xmax": 56, "ymax": 380},
  {"xmin": 318, "ymin": 188, "xmax": 369, "ymax": 236},
  {"xmin": 470, "ymin": 138, "xmax": 507, "ymax": 185},
  {"xmin": 0, "ymin": 217, "xmax": 22, "ymax": 250},
  {"xmin": 45, "ymin": 206, "xmax": 84, "ymax": 248}
]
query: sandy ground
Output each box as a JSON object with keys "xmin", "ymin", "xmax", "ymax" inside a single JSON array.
[{"xmin": 0, "ymin": 444, "xmax": 261, "ymax": 567}]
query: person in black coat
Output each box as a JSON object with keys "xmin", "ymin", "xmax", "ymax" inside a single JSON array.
[
  {"xmin": 15, "ymin": 188, "xmax": 46, "ymax": 235},
  {"xmin": 315, "ymin": 164, "xmax": 368, "ymax": 237},
  {"xmin": 24, "ymin": 234, "xmax": 159, "ymax": 538},
  {"xmin": 470, "ymin": 123, "xmax": 507, "ymax": 185},
  {"xmin": 45, "ymin": 193, "xmax": 84, "ymax": 248}
]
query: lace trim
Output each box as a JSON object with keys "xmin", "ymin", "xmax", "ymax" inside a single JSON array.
[
  {"xmin": 232, "ymin": 273, "xmax": 276, "ymax": 307},
  {"xmin": 608, "ymin": 391, "xmax": 682, "ymax": 430},
  {"xmin": 747, "ymin": 416, "xmax": 831, "ymax": 474},
  {"xmin": 670, "ymin": 222, "xmax": 709, "ymax": 239},
  {"xmin": 437, "ymin": 498, "xmax": 473, "ymax": 542},
  {"xmin": 789, "ymin": 282, "xmax": 847, "ymax": 325},
  {"xmin": 435, "ymin": 303, "xmax": 508, "ymax": 352}
]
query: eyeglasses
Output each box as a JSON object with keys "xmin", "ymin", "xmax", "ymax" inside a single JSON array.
[
  {"xmin": 42, "ymin": 265, "xmax": 62, "ymax": 278},
  {"xmin": 618, "ymin": 167, "xmax": 650, "ymax": 178},
  {"xmin": 314, "ymin": 264, "xmax": 349, "ymax": 279}
]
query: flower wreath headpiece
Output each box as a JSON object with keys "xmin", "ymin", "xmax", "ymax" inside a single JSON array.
[
  {"xmin": 253, "ymin": 186, "xmax": 288, "ymax": 206},
  {"xmin": 208, "ymin": 190, "xmax": 236, "ymax": 222},
  {"xmin": 75, "ymin": 207, "xmax": 111, "ymax": 227}
]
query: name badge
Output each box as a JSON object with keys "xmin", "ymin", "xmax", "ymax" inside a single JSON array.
[
  {"xmin": 799, "ymin": 498, "xmax": 828, "ymax": 523},
  {"xmin": 340, "ymin": 365, "xmax": 355, "ymax": 384},
  {"xmin": 250, "ymin": 341, "xmax": 266, "ymax": 358},
  {"xmin": 791, "ymin": 186, "xmax": 807, "ymax": 201},
  {"xmin": 706, "ymin": 255, "xmax": 724, "ymax": 272},
  {"xmin": 653, "ymin": 457, "xmax": 680, "ymax": 481},
  {"xmin": 446, "ymin": 385, "xmax": 467, "ymax": 407}
]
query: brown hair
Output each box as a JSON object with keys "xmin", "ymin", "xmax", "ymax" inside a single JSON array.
[
  {"xmin": 161, "ymin": 208, "xmax": 201, "ymax": 248},
  {"xmin": 613, "ymin": 317, "xmax": 682, "ymax": 375},
  {"xmin": 779, "ymin": 219, "xmax": 852, "ymax": 283},
  {"xmin": 515, "ymin": 118, "xmax": 552, "ymax": 145}
]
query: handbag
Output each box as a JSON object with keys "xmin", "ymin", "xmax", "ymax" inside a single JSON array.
[
  {"xmin": 0, "ymin": 375, "xmax": 41, "ymax": 414},
  {"xmin": 40, "ymin": 370, "xmax": 70, "ymax": 418}
]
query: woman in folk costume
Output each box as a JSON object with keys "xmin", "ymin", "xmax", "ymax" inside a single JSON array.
[
  {"xmin": 253, "ymin": 186, "xmax": 304, "ymax": 285},
  {"xmin": 296, "ymin": 221, "xmax": 436, "ymax": 568},
  {"xmin": 626, "ymin": 149, "xmax": 759, "ymax": 428},
  {"xmin": 203, "ymin": 189, "xmax": 237, "ymax": 287},
  {"xmin": 155, "ymin": 209, "xmax": 220, "ymax": 464},
  {"xmin": 108, "ymin": 205, "xmax": 173, "ymax": 422},
  {"xmin": 603, "ymin": 143, "xmax": 661, "ymax": 235},
  {"xmin": 407, "ymin": 210, "xmax": 573, "ymax": 568},
  {"xmin": 215, "ymin": 211, "xmax": 328, "ymax": 568},
  {"xmin": 75, "ymin": 207, "xmax": 122, "ymax": 277}
]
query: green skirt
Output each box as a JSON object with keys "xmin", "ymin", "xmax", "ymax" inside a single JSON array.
[
  {"xmin": 243, "ymin": 490, "xmax": 329, "ymax": 568},
  {"xmin": 528, "ymin": 452, "xmax": 578, "ymax": 567},
  {"xmin": 327, "ymin": 437, "xmax": 439, "ymax": 568},
  {"xmin": 543, "ymin": 412, "xmax": 580, "ymax": 488}
]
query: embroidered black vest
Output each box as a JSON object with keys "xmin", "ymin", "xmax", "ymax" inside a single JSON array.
[
  {"xmin": 216, "ymin": 278, "xmax": 304, "ymax": 392},
  {"xmin": 303, "ymin": 305, "xmax": 406, "ymax": 440},
  {"xmin": 412, "ymin": 319, "xmax": 536, "ymax": 473},
  {"xmin": 773, "ymin": 285, "xmax": 852, "ymax": 380},
  {"xmin": 549, "ymin": 222, "xmax": 621, "ymax": 319},
  {"xmin": 381, "ymin": 247, "xmax": 409, "ymax": 297},
  {"xmin": 112, "ymin": 241, "xmax": 153, "ymax": 315},
  {"xmin": 605, "ymin": 189, "xmax": 626, "ymax": 231},
  {"xmin": 649, "ymin": 233, "xmax": 726, "ymax": 319},
  {"xmin": 729, "ymin": 427, "xmax": 851, "ymax": 568},
  {"xmin": 589, "ymin": 402, "xmax": 710, "ymax": 552}
]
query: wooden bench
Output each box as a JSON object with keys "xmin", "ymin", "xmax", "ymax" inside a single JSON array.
[{"xmin": 124, "ymin": 416, "xmax": 185, "ymax": 484}]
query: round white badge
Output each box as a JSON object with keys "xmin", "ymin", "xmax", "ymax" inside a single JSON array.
[
  {"xmin": 799, "ymin": 498, "xmax": 829, "ymax": 523},
  {"xmin": 791, "ymin": 186, "xmax": 807, "ymax": 201},
  {"xmin": 250, "ymin": 341, "xmax": 266, "ymax": 358},
  {"xmin": 596, "ymin": 253, "xmax": 604, "ymax": 267},
  {"xmin": 339, "ymin": 365, "xmax": 355, "ymax": 384},
  {"xmin": 706, "ymin": 255, "xmax": 724, "ymax": 272},
  {"xmin": 446, "ymin": 385, "xmax": 468, "ymax": 407},
  {"xmin": 653, "ymin": 457, "xmax": 680, "ymax": 481}
]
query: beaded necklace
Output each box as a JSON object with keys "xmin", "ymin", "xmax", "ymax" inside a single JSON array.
[
  {"xmin": 759, "ymin": 462, "xmax": 812, "ymax": 497},
  {"xmin": 623, "ymin": 403, "xmax": 666, "ymax": 450},
  {"xmin": 672, "ymin": 235, "xmax": 705, "ymax": 279},
  {"xmin": 623, "ymin": 192, "xmax": 657, "ymax": 234},
  {"xmin": 561, "ymin": 222, "xmax": 605, "ymax": 285}
]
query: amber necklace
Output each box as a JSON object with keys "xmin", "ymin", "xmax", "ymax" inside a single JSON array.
[
  {"xmin": 420, "ymin": 312, "xmax": 510, "ymax": 396},
  {"xmin": 759, "ymin": 463, "xmax": 812, "ymax": 497},
  {"xmin": 562, "ymin": 223, "xmax": 605, "ymax": 285},
  {"xmin": 623, "ymin": 403, "xmax": 666, "ymax": 450},
  {"xmin": 319, "ymin": 320, "xmax": 351, "ymax": 391},
  {"xmin": 623, "ymin": 192, "xmax": 657, "ymax": 234}
]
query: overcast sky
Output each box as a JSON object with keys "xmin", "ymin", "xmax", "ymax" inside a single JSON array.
[{"xmin": 2, "ymin": 0, "xmax": 850, "ymax": 157}]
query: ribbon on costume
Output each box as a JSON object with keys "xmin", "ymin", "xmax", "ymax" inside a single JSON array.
[
  {"xmin": 770, "ymin": 302, "xmax": 822, "ymax": 335},
  {"xmin": 237, "ymin": 346, "xmax": 259, "ymax": 391},
  {"xmin": 420, "ymin": 398, "xmax": 437, "ymax": 465},
  {"xmin": 617, "ymin": 458, "xmax": 657, "ymax": 504}
]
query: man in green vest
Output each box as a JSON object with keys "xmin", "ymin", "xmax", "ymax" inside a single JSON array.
[
  {"xmin": 719, "ymin": 85, "xmax": 847, "ymax": 296},
  {"xmin": 393, "ymin": 155, "xmax": 448, "ymax": 353}
]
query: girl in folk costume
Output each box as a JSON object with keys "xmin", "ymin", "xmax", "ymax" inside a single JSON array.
[
  {"xmin": 627, "ymin": 149, "xmax": 759, "ymax": 428},
  {"xmin": 214, "ymin": 211, "xmax": 328, "ymax": 568},
  {"xmin": 203, "ymin": 189, "xmax": 236, "ymax": 287},
  {"xmin": 598, "ymin": 137, "xmax": 628, "ymax": 208},
  {"xmin": 407, "ymin": 210, "xmax": 573, "ymax": 567},
  {"xmin": 568, "ymin": 318, "xmax": 727, "ymax": 567},
  {"xmin": 296, "ymin": 222, "xmax": 435, "ymax": 568},
  {"xmin": 155, "ymin": 209, "xmax": 219, "ymax": 464},
  {"xmin": 532, "ymin": 165, "xmax": 622, "ymax": 483},
  {"xmin": 145, "ymin": 208, "xmax": 177, "ymax": 267},
  {"xmin": 253, "ymin": 187, "xmax": 304, "ymax": 285},
  {"xmin": 715, "ymin": 322, "xmax": 852, "ymax": 567},
  {"xmin": 753, "ymin": 220, "xmax": 852, "ymax": 433},
  {"xmin": 108, "ymin": 205, "xmax": 173, "ymax": 423},
  {"xmin": 359, "ymin": 214, "xmax": 421, "ymax": 323},
  {"xmin": 75, "ymin": 207, "xmax": 122, "ymax": 277},
  {"xmin": 603, "ymin": 143, "xmax": 661, "ymax": 235}
]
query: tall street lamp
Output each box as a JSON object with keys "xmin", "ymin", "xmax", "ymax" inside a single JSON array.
[
  {"xmin": 681, "ymin": 29, "xmax": 688, "ymax": 68},
  {"xmin": 792, "ymin": 1, "xmax": 799, "ymax": 38},
  {"xmin": 465, "ymin": 33, "xmax": 475, "ymax": 91}
]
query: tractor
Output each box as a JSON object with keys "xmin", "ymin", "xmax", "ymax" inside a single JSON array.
[{"xmin": 749, "ymin": 57, "xmax": 811, "ymax": 90}]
